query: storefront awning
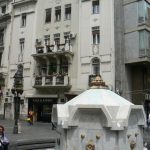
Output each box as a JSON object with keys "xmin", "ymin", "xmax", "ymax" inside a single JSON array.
[{"xmin": 25, "ymin": 94, "xmax": 58, "ymax": 98}]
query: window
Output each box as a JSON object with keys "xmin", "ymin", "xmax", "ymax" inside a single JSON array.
[
  {"xmin": 55, "ymin": 6, "xmax": 61, "ymax": 21},
  {"xmin": 92, "ymin": 26, "xmax": 100, "ymax": 44},
  {"xmin": 65, "ymin": 4, "xmax": 71, "ymax": 20},
  {"xmin": 19, "ymin": 38, "xmax": 25, "ymax": 62},
  {"xmin": 0, "ymin": 29, "xmax": 4, "ymax": 45},
  {"xmin": 92, "ymin": 57, "xmax": 100, "ymax": 75},
  {"xmin": 45, "ymin": 8, "xmax": 51, "ymax": 23},
  {"xmin": 64, "ymin": 32, "xmax": 70, "ymax": 40},
  {"xmin": 48, "ymin": 58, "xmax": 57, "ymax": 74},
  {"xmin": 139, "ymin": 30, "xmax": 150, "ymax": 56},
  {"xmin": 21, "ymin": 14, "xmax": 26, "ymax": 27},
  {"xmin": 60, "ymin": 56, "xmax": 68, "ymax": 74},
  {"xmin": 54, "ymin": 33, "xmax": 60, "ymax": 45},
  {"xmin": 92, "ymin": 0, "xmax": 99, "ymax": 14},
  {"xmin": 1, "ymin": 5, "xmax": 6, "ymax": 14},
  {"xmin": 44, "ymin": 35, "xmax": 50, "ymax": 45}
]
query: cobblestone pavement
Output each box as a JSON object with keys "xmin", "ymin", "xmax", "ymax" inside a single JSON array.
[{"xmin": 0, "ymin": 119, "xmax": 59, "ymax": 149}]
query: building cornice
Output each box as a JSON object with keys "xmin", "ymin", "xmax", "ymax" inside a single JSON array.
[
  {"xmin": 12, "ymin": 0, "xmax": 37, "ymax": 7},
  {"xmin": 0, "ymin": 13, "xmax": 11, "ymax": 25},
  {"xmin": 123, "ymin": 0, "xmax": 138, "ymax": 5},
  {"xmin": 0, "ymin": 0, "xmax": 12, "ymax": 3},
  {"xmin": 125, "ymin": 25, "xmax": 150, "ymax": 34}
]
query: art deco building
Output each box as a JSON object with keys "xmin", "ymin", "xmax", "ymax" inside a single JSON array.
[{"xmin": 28, "ymin": 0, "xmax": 115, "ymax": 122}]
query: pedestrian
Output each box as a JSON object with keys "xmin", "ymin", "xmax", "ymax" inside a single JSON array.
[
  {"xmin": 0, "ymin": 125, "xmax": 9, "ymax": 150},
  {"xmin": 28, "ymin": 110, "xmax": 34, "ymax": 125},
  {"xmin": 148, "ymin": 113, "xmax": 150, "ymax": 128},
  {"xmin": 143, "ymin": 142, "xmax": 148, "ymax": 150}
]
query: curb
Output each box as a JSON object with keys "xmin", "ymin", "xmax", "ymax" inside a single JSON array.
[{"xmin": 9, "ymin": 139, "xmax": 56, "ymax": 150}]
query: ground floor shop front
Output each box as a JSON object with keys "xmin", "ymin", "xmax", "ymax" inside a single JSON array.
[{"xmin": 28, "ymin": 98, "xmax": 57, "ymax": 123}]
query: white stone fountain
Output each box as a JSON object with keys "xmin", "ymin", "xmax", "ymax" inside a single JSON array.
[{"xmin": 52, "ymin": 75, "xmax": 146, "ymax": 150}]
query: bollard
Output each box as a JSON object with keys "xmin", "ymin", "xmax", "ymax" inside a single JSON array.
[{"xmin": 18, "ymin": 122, "xmax": 21, "ymax": 133}]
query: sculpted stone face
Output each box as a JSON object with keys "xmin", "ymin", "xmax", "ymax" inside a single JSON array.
[
  {"xmin": 86, "ymin": 141, "xmax": 95, "ymax": 150},
  {"xmin": 130, "ymin": 140, "xmax": 136, "ymax": 150}
]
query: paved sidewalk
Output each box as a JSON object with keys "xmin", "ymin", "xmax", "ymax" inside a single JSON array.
[{"xmin": 0, "ymin": 119, "xmax": 59, "ymax": 149}]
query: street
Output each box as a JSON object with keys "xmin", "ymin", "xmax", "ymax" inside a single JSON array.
[{"xmin": 0, "ymin": 119, "xmax": 59, "ymax": 150}]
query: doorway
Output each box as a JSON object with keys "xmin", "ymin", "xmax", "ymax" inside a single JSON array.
[{"xmin": 28, "ymin": 98, "xmax": 57, "ymax": 123}]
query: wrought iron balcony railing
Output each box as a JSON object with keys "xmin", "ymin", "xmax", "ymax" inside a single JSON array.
[
  {"xmin": 34, "ymin": 42, "xmax": 72, "ymax": 55},
  {"xmin": 139, "ymin": 49, "xmax": 150, "ymax": 57},
  {"xmin": 33, "ymin": 75, "xmax": 70, "ymax": 88}
]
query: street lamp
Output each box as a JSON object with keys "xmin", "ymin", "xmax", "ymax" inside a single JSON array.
[{"xmin": 11, "ymin": 64, "xmax": 23, "ymax": 134}]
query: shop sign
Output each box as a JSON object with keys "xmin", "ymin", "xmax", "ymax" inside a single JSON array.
[{"xmin": 32, "ymin": 98, "xmax": 53, "ymax": 103}]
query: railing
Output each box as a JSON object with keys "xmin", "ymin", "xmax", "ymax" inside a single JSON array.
[
  {"xmin": 0, "ymin": 12, "xmax": 11, "ymax": 21},
  {"xmin": 45, "ymin": 76, "xmax": 53, "ymax": 85},
  {"xmin": 139, "ymin": 49, "xmax": 150, "ymax": 57},
  {"xmin": 35, "ymin": 42, "xmax": 72, "ymax": 54},
  {"xmin": 35, "ymin": 76, "xmax": 42, "ymax": 85},
  {"xmin": 56, "ymin": 76, "xmax": 64, "ymax": 85},
  {"xmin": 34, "ymin": 75, "xmax": 69, "ymax": 87}
]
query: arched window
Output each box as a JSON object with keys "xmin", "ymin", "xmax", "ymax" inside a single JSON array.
[{"xmin": 92, "ymin": 57, "xmax": 100, "ymax": 75}]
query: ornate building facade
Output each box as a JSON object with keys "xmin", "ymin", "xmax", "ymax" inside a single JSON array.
[{"xmin": 2, "ymin": 0, "xmax": 144, "ymax": 122}]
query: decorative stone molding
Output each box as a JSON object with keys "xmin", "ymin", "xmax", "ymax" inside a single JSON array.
[{"xmin": 90, "ymin": 75, "xmax": 108, "ymax": 89}]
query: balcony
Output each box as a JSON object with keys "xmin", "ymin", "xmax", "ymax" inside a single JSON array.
[
  {"xmin": 0, "ymin": 13, "xmax": 11, "ymax": 23},
  {"xmin": 138, "ymin": 1, "xmax": 150, "ymax": 27},
  {"xmin": 32, "ymin": 39, "xmax": 73, "ymax": 59},
  {"xmin": 139, "ymin": 49, "xmax": 150, "ymax": 57},
  {"xmin": 13, "ymin": 0, "xmax": 37, "ymax": 6},
  {"xmin": 33, "ymin": 75, "xmax": 71, "ymax": 89}
]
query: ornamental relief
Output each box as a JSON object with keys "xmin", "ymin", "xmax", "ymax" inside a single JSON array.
[
  {"xmin": 86, "ymin": 140, "xmax": 95, "ymax": 150},
  {"xmin": 55, "ymin": 0, "xmax": 61, "ymax": 4}
]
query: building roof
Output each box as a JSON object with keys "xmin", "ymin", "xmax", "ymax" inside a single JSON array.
[
  {"xmin": 65, "ymin": 88, "xmax": 133, "ymax": 106},
  {"xmin": 52, "ymin": 88, "xmax": 146, "ymax": 130}
]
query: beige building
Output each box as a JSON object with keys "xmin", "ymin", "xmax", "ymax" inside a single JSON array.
[
  {"xmin": 29, "ymin": 0, "xmax": 115, "ymax": 122},
  {"xmin": 0, "ymin": 0, "xmax": 115, "ymax": 122},
  {"xmin": 0, "ymin": 0, "xmax": 12, "ymax": 119}
]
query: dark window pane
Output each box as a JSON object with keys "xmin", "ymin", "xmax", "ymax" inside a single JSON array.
[{"xmin": 45, "ymin": 8, "xmax": 51, "ymax": 23}]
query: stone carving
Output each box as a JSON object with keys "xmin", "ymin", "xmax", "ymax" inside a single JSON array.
[
  {"xmin": 86, "ymin": 140, "xmax": 95, "ymax": 150},
  {"xmin": 127, "ymin": 133, "xmax": 139, "ymax": 150},
  {"xmin": 55, "ymin": 0, "xmax": 61, "ymax": 4},
  {"xmin": 64, "ymin": 38, "xmax": 70, "ymax": 51},
  {"xmin": 90, "ymin": 75, "xmax": 108, "ymax": 88},
  {"xmin": 96, "ymin": 134, "xmax": 100, "ymax": 140},
  {"xmin": 80, "ymin": 134, "xmax": 85, "ymax": 139}
]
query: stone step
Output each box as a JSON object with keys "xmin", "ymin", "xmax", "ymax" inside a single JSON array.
[{"xmin": 9, "ymin": 139, "xmax": 55, "ymax": 150}]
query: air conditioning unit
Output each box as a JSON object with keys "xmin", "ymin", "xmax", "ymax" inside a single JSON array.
[
  {"xmin": 5, "ymin": 97, "xmax": 12, "ymax": 103},
  {"xmin": 69, "ymin": 33, "xmax": 76, "ymax": 39}
]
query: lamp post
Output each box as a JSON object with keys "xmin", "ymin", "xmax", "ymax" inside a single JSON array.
[{"xmin": 11, "ymin": 64, "xmax": 23, "ymax": 134}]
